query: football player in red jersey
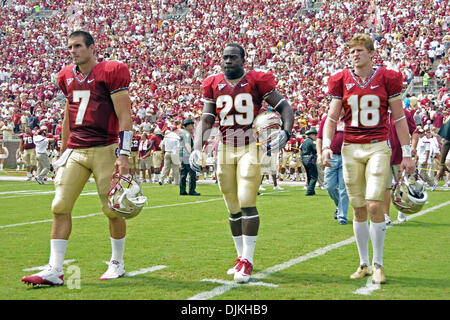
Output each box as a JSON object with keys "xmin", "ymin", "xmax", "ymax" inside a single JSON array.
[
  {"xmin": 129, "ymin": 128, "xmax": 141, "ymax": 178},
  {"xmin": 279, "ymin": 132, "xmax": 297, "ymax": 181},
  {"xmin": 19, "ymin": 127, "xmax": 37, "ymax": 181},
  {"xmin": 22, "ymin": 31, "xmax": 133, "ymax": 286},
  {"xmin": 322, "ymin": 34, "xmax": 415, "ymax": 284},
  {"xmin": 190, "ymin": 44, "xmax": 294, "ymax": 283},
  {"xmin": 148, "ymin": 127, "xmax": 163, "ymax": 183}
]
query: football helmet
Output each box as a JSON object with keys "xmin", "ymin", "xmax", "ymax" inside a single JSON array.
[
  {"xmin": 391, "ymin": 170, "xmax": 428, "ymax": 214},
  {"xmin": 108, "ymin": 174, "xmax": 147, "ymax": 219},
  {"xmin": 253, "ymin": 111, "xmax": 282, "ymax": 152},
  {"xmin": 189, "ymin": 149, "xmax": 202, "ymax": 172}
]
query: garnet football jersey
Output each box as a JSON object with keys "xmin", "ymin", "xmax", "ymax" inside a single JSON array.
[
  {"xmin": 202, "ymin": 70, "xmax": 277, "ymax": 146},
  {"xmin": 54, "ymin": 135, "xmax": 62, "ymax": 152},
  {"xmin": 293, "ymin": 137, "xmax": 303, "ymax": 154},
  {"xmin": 20, "ymin": 133, "xmax": 35, "ymax": 149},
  {"xmin": 150, "ymin": 134, "xmax": 162, "ymax": 151},
  {"xmin": 131, "ymin": 134, "xmax": 141, "ymax": 152},
  {"xmin": 58, "ymin": 60, "xmax": 131, "ymax": 149},
  {"xmin": 283, "ymin": 137, "xmax": 297, "ymax": 153},
  {"xmin": 328, "ymin": 67, "xmax": 403, "ymax": 144}
]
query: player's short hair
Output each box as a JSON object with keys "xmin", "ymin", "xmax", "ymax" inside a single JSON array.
[
  {"xmin": 225, "ymin": 43, "xmax": 245, "ymax": 60},
  {"xmin": 348, "ymin": 34, "xmax": 374, "ymax": 52},
  {"xmin": 69, "ymin": 30, "xmax": 95, "ymax": 48}
]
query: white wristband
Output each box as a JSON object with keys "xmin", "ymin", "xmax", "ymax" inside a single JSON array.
[
  {"xmin": 322, "ymin": 138, "xmax": 332, "ymax": 151},
  {"xmin": 401, "ymin": 145, "xmax": 411, "ymax": 158}
]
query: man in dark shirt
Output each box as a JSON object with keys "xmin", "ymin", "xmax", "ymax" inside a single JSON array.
[
  {"xmin": 179, "ymin": 118, "xmax": 199, "ymax": 196},
  {"xmin": 301, "ymin": 127, "xmax": 318, "ymax": 196}
]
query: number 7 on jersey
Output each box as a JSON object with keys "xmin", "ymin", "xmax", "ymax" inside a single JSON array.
[{"xmin": 73, "ymin": 90, "xmax": 91, "ymax": 125}]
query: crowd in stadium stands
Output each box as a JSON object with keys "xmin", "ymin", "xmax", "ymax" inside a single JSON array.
[{"xmin": 0, "ymin": 0, "xmax": 449, "ymax": 184}]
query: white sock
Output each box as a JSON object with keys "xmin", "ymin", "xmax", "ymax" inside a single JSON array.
[
  {"xmin": 232, "ymin": 235, "xmax": 243, "ymax": 258},
  {"xmin": 370, "ymin": 221, "xmax": 386, "ymax": 266},
  {"xmin": 110, "ymin": 237, "xmax": 125, "ymax": 263},
  {"xmin": 242, "ymin": 235, "xmax": 257, "ymax": 265},
  {"xmin": 49, "ymin": 239, "xmax": 68, "ymax": 271},
  {"xmin": 353, "ymin": 220, "xmax": 370, "ymax": 266}
]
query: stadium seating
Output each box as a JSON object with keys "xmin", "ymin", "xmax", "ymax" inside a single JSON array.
[{"xmin": 0, "ymin": 0, "xmax": 448, "ymax": 138}]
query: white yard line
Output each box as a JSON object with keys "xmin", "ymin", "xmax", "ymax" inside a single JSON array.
[
  {"xmin": 0, "ymin": 189, "xmax": 293, "ymax": 230},
  {"xmin": 353, "ymin": 277, "xmax": 380, "ymax": 295},
  {"xmin": 188, "ymin": 200, "xmax": 450, "ymax": 300},
  {"xmin": 125, "ymin": 265, "xmax": 167, "ymax": 277}
]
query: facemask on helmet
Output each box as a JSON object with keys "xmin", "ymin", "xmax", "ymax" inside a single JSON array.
[
  {"xmin": 392, "ymin": 170, "xmax": 428, "ymax": 214},
  {"xmin": 108, "ymin": 174, "xmax": 147, "ymax": 219}
]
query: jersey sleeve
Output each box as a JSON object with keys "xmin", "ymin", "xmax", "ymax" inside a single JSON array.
[
  {"xmin": 253, "ymin": 70, "xmax": 277, "ymax": 98},
  {"xmin": 384, "ymin": 68, "xmax": 403, "ymax": 102},
  {"xmin": 57, "ymin": 69, "xmax": 68, "ymax": 96},
  {"xmin": 316, "ymin": 116, "xmax": 327, "ymax": 139},
  {"xmin": 327, "ymin": 71, "xmax": 344, "ymax": 100},
  {"xmin": 201, "ymin": 75, "xmax": 216, "ymax": 104},
  {"xmin": 104, "ymin": 61, "xmax": 131, "ymax": 95}
]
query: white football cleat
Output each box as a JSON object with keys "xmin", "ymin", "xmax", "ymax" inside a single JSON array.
[
  {"xmin": 273, "ymin": 185, "xmax": 284, "ymax": 191},
  {"xmin": 234, "ymin": 259, "xmax": 253, "ymax": 283},
  {"xmin": 100, "ymin": 260, "xmax": 125, "ymax": 280},
  {"xmin": 22, "ymin": 265, "xmax": 64, "ymax": 286},
  {"xmin": 384, "ymin": 214, "xmax": 391, "ymax": 225},
  {"xmin": 397, "ymin": 212, "xmax": 407, "ymax": 222},
  {"xmin": 227, "ymin": 257, "xmax": 242, "ymax": 275}
]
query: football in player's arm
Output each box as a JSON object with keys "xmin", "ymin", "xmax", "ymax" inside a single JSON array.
[{"xmin": 190, "ymin": 44, "xmax": 293, "ymax": 283}]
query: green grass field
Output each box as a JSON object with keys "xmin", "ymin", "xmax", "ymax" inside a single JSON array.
[{"xmin": 0, "ymin": 175, "xmax": 449, "ymax": 301}]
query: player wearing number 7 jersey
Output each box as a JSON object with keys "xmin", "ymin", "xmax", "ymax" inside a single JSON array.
[
  {"xmin": 22, "ymin": 31, "xmax": 133, "ymax": 286},
  {"xmin": 191, "ymin": 44, "xmax": 294, "ymax": 283},
  {"xmin": 322, "ymin": 34, "xmax": 415, "ymax": 285}
]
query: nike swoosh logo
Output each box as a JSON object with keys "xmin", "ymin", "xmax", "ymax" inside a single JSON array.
[
  {"xmin": 241, "ymin": 83, "xmax": 248, "ymax": 87},
  {"xmin": 87, "ymin": 79, "xmax": 94, "ymax": 83},
  {"xmin": 370, "ymin": 85, "xmax": 379, "ymax": 89}
]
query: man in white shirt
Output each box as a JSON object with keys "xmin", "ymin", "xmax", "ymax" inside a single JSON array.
[
  {"xmin": 33, "ymin": 128, "xmax": 54, "ymax": 184},
  {"xmin": 429, "ymin": 129, "xmax": 441, "ymax": 189},
  {"xmin": 416, "ymin": 127, "xmax": 436, "ymax": 188},
  {"xmin": 159, "ymin": 128, "xmax": 181, "ymax": 185}
]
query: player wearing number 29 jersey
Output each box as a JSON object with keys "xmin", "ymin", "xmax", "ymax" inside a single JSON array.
[
  {"xmin": 57, "ymin": 60, "xmax": 131, "ymax": 149},
  {"xmin": 193, "ymin": 44, "xmax": 294, "ymax": 284},
  {"xmin": 328, "ymin": 66, "xmax": 403, "ymax": 144},
  {"xmin": 202, "ymin": 70, "xmax": 276, "ymax": 146}
]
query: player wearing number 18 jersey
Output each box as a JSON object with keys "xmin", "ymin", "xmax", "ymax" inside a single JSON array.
[
  {"xmin": 191, "ymin": 44, "xmax": 294, "ymax": 283},
  {"xmin": 322, "ymin": 34, "xmax": 415, "ymax": 285},
  {"xmin": 22, "ymin": 31, "xmax": 133, "ymax": 286}
]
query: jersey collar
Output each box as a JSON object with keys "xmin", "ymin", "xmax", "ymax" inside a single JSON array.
[{"xmin": 350, "ymin": 67, "xmax": 379, "ymax": 89}]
